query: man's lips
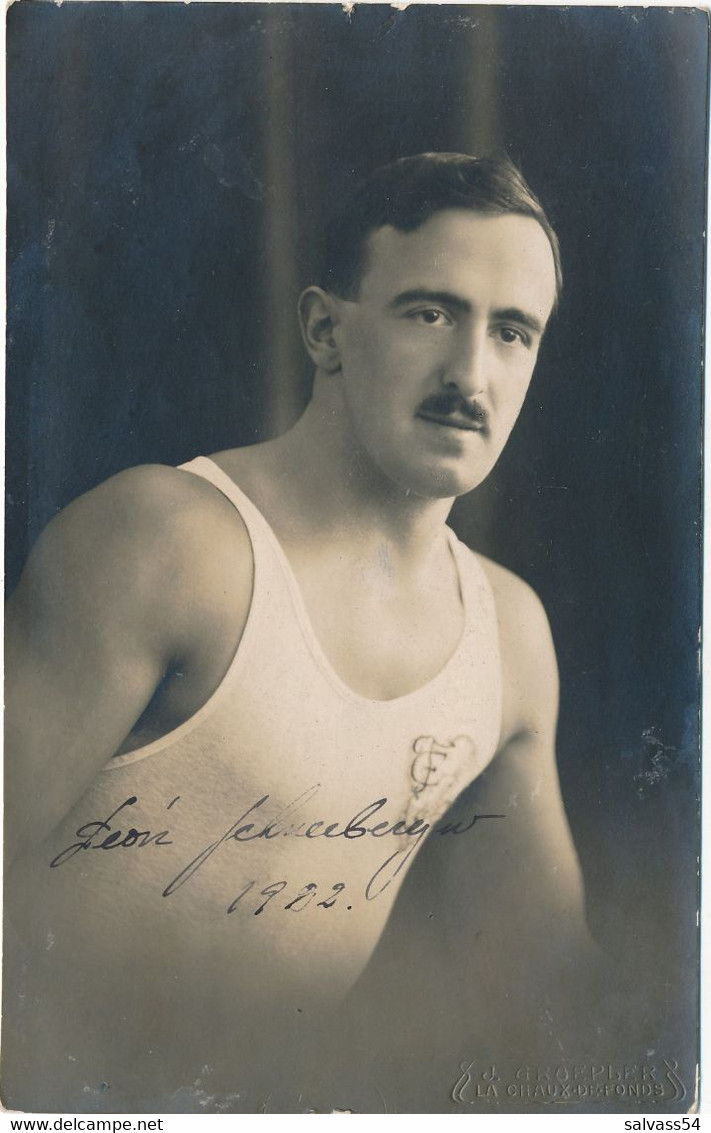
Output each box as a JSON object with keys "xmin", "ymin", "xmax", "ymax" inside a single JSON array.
[{"xmin": 416, "ymin": 410, "xmax": 488, "ymax": 433}]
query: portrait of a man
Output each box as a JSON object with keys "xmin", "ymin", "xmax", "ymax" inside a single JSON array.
[{"xmin": 4, "ymin": 3, "xmax": 705, "ymax": 1115}]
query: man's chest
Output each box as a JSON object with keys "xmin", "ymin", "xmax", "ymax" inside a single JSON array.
[
  {"xmin": 284, "ymin": 556, "xmax": 466, "ymax": 701},
  {"xmin": 131, "ymin": 551, "xmax": 466, "ymax": 747}
]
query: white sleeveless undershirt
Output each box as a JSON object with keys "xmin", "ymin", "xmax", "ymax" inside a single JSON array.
[
  {"xmin": 107, "ymin": 455, "xmax": 504, "ymax": 803},
  {"xmin": 29, "ymin": 456, "xmax": 504, "ymax": 953}
]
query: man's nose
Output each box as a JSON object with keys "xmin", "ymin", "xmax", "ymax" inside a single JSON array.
[{"xmin": 444, "ymin": 327, "xmax": 488, "ymax": 399}]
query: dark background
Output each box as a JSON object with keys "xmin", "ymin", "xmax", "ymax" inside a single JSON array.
[{"xmin": 7, "ymin": 0, "xmax": 705, "ymax": 1067}]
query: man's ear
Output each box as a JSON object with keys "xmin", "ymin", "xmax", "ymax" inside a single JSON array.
[{"xmin": 298, "ymin": 287, "xmax": 343, "ymax": 374}]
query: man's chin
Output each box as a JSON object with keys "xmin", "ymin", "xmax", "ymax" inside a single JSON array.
[{"xmin": 396, "ymin": 464, "xmax": 494, "ymax": 502}]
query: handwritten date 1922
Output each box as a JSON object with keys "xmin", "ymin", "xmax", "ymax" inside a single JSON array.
[{"xmin": 226, "ymin": 879, "xmax": 348, "ymax": 917}]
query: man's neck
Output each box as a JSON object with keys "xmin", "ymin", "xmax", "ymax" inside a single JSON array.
[{"xmin": 250, "ymin": 385, "xmax": 455, "ymax": 568}]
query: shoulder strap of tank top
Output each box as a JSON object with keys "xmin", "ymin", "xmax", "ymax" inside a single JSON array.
[
  {"xmin": 445, "ymin": 527, "xmax": 501, "ymax": 643},
  {"xmin": 178, "ymin": 455, "xmax": 277, "ymax": 544}
]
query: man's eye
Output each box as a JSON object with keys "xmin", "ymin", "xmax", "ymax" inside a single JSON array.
[
  {"xmin": 412, "ymin": 309, "xmax": 450, "ymax": 326},
  {"xmin": 497, "ymin": 326, "xmax": 530, "ymax": 347}
]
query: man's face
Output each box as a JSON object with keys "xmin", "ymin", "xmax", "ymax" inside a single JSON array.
[{"xmin": 331, "ymin": 208, "xmax": 558, "ymax": 500}]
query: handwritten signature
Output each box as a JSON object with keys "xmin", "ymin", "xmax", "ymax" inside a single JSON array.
[{"xmin": 49, "ymin": 786, "xmax": 505, "ymax": 904}]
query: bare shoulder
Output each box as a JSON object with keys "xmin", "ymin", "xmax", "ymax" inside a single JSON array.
[
  {"xmin": 474, "ymin": 552, "xmax": 559, "ymax": 747},
  {"xmin": 53, "ymin": 461, "xmax": 243, "ymax": 545},
  {"xmin": 5, "ymin": 463, "xmax": 256, "ymax": 864},
  {"xmin": 475, "ymin": 554, "xmax": 554, "ymax": 648},
  {"xmin": 10, "ymin": 462, "xmax": 253, "ymax": 662}
]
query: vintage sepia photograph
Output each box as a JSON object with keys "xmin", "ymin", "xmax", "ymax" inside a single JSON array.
[{"xmin": 4, "ymin": 2, "xmax": 706, "ymax": 1115}]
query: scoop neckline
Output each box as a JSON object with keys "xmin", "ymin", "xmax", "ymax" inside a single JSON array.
[{"xmin": 200, "ymin": 456, "xmax": 473, "ymax": 709}]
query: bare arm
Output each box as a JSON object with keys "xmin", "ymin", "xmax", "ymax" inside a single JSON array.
[
  {"xmin": 363, "ymin": 563, "xmax": 600, "ymax": 1044},
  {"xmin": 460, "ymin": 559, "xmax": 589, "ymax": 943},
  {"xmin": 420, "ymin": 563, "xmax": 601, "ymax": 1047},
  {"xmin": 5, "ymin": 464, "xmax": 251, "ymax": 866}
]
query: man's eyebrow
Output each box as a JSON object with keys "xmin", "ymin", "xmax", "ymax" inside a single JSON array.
[
  {"xmin": 387, "ymin": 289, "xmax": 472, "ymax": 313},
  {"xmin": 492, "ymin": 307, "xmax": 545, "ymax": 337}
]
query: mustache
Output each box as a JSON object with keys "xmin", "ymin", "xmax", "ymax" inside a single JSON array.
[{"xmin": 417, "ymin": 391, "xmax": 489, "ymax": 428}]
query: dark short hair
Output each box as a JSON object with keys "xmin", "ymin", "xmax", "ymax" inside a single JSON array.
[{"xmin": 322, "ymin": 152, "xmax": 562, "ymax": 306}]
